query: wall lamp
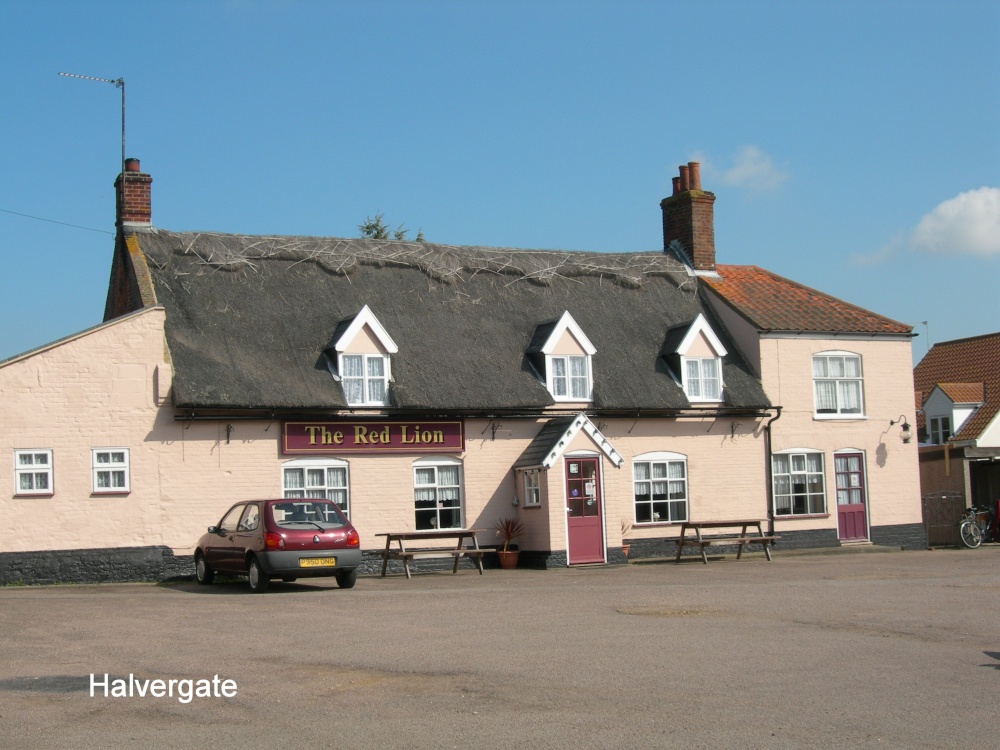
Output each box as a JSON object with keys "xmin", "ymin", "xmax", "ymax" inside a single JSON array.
[{"xmin": 890, "ymin": 415, "xmax": 912, "ymax": 444}]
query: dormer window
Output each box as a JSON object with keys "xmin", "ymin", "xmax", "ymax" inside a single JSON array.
[
  {"xmin": 341, "ymin": 354, "xmax": 388, "ymax": 406},
  {"xmin": 684, "ymin": 357, "xmax": 721, "ymax": 401},
  {"xmin": 665, "ymin": 314, "xmax": 727, "ymax": 403},
  {"xmin": 528, "ymin": 311, "xmax": 596, "ymax": 403},
  {"xmin": 929, "ymin": 416, "xmax": 952, "ymax": 445},
  {"xmin": 921, "ymin": 383, "xmax": 983, "ymax": 444},
  {"xmin": 550, "ymin": 355, "xmax": 590, "ymax": 400},
  {"xmin": 331, "ymin": 305, "xmax": 398, "ymax": 408}
]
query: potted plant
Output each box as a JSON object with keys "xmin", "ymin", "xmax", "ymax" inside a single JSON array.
[
  {"xmin": 495, "ymin": 516, "xmax": 526, "ymax": 569},
  {"xmin": 621, "ymin": 518, "xmax": 633, "ymax": 559}
]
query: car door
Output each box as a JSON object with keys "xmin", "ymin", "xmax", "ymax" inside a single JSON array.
[
  {"xmin": 232, "ymin": 503, "xmax": 263, "ymax": 569},
  {"xmin": 205, "ymin": 504, "xmax": 245, "ymax": 572}
]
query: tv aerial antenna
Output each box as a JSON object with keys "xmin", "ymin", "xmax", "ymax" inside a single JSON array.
[{"xmin": 58, "ymin": 72, "xmax": 127, "ymax": 199}]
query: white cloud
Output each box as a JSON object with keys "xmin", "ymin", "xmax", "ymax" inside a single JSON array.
[
  {"xmin": 718, "ymin": 146, "xmax": 788, "ymax": 191},
  {"xmin": 687, "ymin": 146, "xmax": 788, "ymax": 193},
  {"xmin": 910, "ymin": 187, "xmax": 1000, "ymax": 256}
]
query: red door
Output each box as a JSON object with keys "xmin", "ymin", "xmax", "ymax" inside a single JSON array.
[
  {"xmin": 566, "ymin": 457, "xmax": 604, "ymax": 564},
  {"xmin": 835, "ymin": 453, "xmax": 868, "ymax": 541}
]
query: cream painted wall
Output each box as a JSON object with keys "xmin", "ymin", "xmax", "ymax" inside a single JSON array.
[
  {"xmin": 759, "ymin": 336, "xmax": 921, "ymax": 534},
  {"xmin": 1, "ymin": 313, "xmax": 919, "ymax": 561},
  {"xmin": 0, "ymin": 315, "xmax": 769, "ymax": 559},
  {"xmin": 1, "ymin": 309, "xmax": 177, "ymax": 553}
]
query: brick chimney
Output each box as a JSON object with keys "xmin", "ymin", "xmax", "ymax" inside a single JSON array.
[
  {"xmin": 115, "ymin": 157, "xmax": 152, "ymax": 230},
  {"xmin": 661, "ymin": 161, "xmax": 716, "ymax": 272}
]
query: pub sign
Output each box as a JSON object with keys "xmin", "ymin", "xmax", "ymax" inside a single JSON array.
[{"xmin": 282, "ymin": 420, "xmax": 464, "ymax": 455}]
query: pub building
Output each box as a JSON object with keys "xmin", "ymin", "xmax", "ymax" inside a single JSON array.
[{"xmin": 0, "ymin": 160, "xmax": 924, "ymax": 582}]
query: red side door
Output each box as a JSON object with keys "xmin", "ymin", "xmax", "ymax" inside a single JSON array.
[
  {"xmin": 836, "ymin": 453, "xmax": 868, "ymax": 541},
  {"xmin": 566, "ymin": 458, "xmax": 605, "ymax": 564}
]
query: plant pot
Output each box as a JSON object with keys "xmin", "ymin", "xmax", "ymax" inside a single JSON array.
[
  {"xmin": 497, "ymin": 550, "xmax": 519, "ymax": 569},
  {"xmin": 621, "ymin": 544, "xmax": 631, "ymax": 559}
]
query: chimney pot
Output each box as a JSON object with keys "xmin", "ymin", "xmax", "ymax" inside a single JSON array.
[
  {"xmin": 688, "ymin": 161, "xmax": 701, "ymax": 191},
  {"xmin": 678, "ymin": 165, "xmax": 690, "ymax": 192},
  {"xmin": 672, "ymin": 176, "xmax": 681, "ymax": 196},
  {"xmin": 124, "ymin": 158, "xmax": 141, "ymax": 172}
]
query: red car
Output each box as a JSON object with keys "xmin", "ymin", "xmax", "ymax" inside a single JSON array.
[{"xmin": 194, "ymin": 499, "xmax": 362, "ymax": 592}]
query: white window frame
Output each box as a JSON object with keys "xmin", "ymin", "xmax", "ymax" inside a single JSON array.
[
  {"xmin": 812, "ymin": 352, "xmax": 865, "ymax": 418},
  {"xmin": 547, "ymin": 354, "xmax": 592, "ymax": 402},
  {"xmin": 339, "ymin": 352, "xmax": 391, "ymax": 407},
  {"xmin": 772, "ymin": 450, "xmax": 826, "ymax": 516},
  {"xmin": 14, "ymin": 449, "xmax": 53, "ymax": 496},
  {"xmin": 632, "ymin": 451, "xmax": 688, "ymax": 524},
  {"xmin": 92, "ymin": 448, "xmax": 130, "ymax": 494},
  {"xmin": 929, "ymin": 416, "xmax": 952, "ymax": 445},
  {"xmin": 522, "ymin": 470, "xmax": 541, "ymax": 507},
  {"xmin": 281, "ymin": 458, "xmax": 351, "ymax": 518},
  {"xmin": 682, "ymin": 356, "xmax": 723, "ymax": 402},
  {"xmin": 412, "ymin": 456, "xmax": 463, "ymax": 530}
]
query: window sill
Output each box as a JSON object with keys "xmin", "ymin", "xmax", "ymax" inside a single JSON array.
[
  {"xmin": 91, "ymin": 491, "xmax": 131, "ymax": 497},
  {"xmin": 14, "ymin": 493, "xmax": 54, "ymax": 498},
  {"xmin": 634, "ymin": 521, "xmax": 685, "ymax": 528},
  {"xmin": 522, "ymin": 504, "xmax": 542, "ymax": 510},
  {"xmin": 773, "ymin": 513, "xmax": 830, "ymax": 520},
  {"xmin": 813, "ymin": 414, "xmax": 866, "ymax": 421}
]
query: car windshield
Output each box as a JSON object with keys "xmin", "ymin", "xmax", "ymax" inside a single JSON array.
[{"xmin": 270, "ymin": 501, "xmax": 346, "ymax": 529}]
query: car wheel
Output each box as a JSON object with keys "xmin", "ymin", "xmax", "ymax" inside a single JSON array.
[
  {"xmin": 336, "ymin": 569, "xmax": 357, "ymax": 589},
  {"xmin": 195, "ymin": 553, "xmax": 214, "ymax": 585},
  {"xmin": 247, "ymin": 557, "xmax": 271, "ymax": 593}
]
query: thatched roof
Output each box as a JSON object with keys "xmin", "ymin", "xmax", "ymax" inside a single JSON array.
[{"xmin": 122, "ymin": 229, "xmax": 770, "ymax": 414}]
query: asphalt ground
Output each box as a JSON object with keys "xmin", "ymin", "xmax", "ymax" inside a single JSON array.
[{"xmin": 1, "ymin": 547, "xmax": 998, "ymax": 750}]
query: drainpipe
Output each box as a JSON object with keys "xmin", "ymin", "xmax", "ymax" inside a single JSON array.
[{"xmin": 763, "ymin": 407, "xmax": 783, "ymax": 536}]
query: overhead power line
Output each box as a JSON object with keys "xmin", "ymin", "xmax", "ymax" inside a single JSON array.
[{"xmin": 0, "ymin": 207, "xmax": 113, "ymax": 235}]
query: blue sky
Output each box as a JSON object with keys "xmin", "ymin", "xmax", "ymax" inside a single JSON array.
[{"xmin": 1, "ymin": 0, "xmax": 997, "ymax": 364}]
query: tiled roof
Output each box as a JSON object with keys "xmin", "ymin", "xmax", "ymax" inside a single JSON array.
[
  {"xmin": 704, "ymin": 265, "xmax": 912, "ymax": 334},
  {"xmin": 937, "ymin": 382, "xmax": 985, "ymax": 405},
  {"xmin": 914, "ymin": 332, "xmax": 1000, "ymax": 442}
]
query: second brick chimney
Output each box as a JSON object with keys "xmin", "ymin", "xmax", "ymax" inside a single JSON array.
[
  {"xmin": 661, "ymin": 161, "xmax": 715, "ymax": 272},
  {"xmin": 115, "ymin": 157, "xmax": 153, "ymax": 230}
]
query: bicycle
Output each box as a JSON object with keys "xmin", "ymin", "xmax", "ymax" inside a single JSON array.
[{"xmin": 959, "ymin": 505, "xmax": 997, "ymax": 548}]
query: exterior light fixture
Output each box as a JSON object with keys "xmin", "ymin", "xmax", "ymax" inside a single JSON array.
[{"xmin": 890, "ymin": 415, "xmax": 912, "ymax": 444}]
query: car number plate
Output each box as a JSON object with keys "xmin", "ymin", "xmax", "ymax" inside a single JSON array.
[{"xmin": 299, "ymin": 557, "xmax": 336, "ymax": 568}]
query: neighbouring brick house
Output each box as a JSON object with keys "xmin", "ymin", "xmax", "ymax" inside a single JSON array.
[
  {"xmin": 0, "ymin": 160, "xmax": 925, "ymax": 583},
  {"xmin": 913, "ymin": 333, "xmax": 1000, "ymax": 537}
]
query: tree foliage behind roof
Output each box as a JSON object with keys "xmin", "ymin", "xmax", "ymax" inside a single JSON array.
[{"xmin": 359, "ymin": 212, "xmax": 423, "ymax": 242}]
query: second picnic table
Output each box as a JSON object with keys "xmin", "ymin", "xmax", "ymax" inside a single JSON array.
[
  {"xmin": 376, "ymin": 529, "xmax": 488, "ymax": 579},
  {"xmin": 674, "ymin": 519, "xmax": 779, "ymax": 564}
]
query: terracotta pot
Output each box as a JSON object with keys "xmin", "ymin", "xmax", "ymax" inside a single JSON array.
[
  {"xmin": 497, "ymin": 550, "xmax": 519, "ymax": 569},
  {"xmin": 621, "ymin": 544, "xmax": 631, "ymax": 558}
]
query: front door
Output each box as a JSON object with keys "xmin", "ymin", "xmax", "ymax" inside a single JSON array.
[
  {"xmin": 565, "ymin": 457, "xmax": 604, "ymax": 564},
  {"xmin": 835, "ymin": 453, "xmax": 868, "ymax": 541}
]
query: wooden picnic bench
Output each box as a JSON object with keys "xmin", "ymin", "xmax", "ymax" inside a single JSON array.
[
  {"xmin": 674, "ymin": 519, "xmax": 780, "ymax": 564},
  {"xmin": 376, "ymin": 529, "xmax": 488, "ymax": 579}
]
